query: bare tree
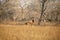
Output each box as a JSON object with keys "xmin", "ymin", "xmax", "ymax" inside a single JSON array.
[
  {"xmin": 46, "ymin": 2, "xmax": 60, "ymax": 23},
  {"xmin": 0, "ymin": 0, "xmax": 15, "ymax": 22},
  {"xmin": 19, "ymin": 0, "xmax": 31, "ymax": 19},
  {"xmin": 38, "ymin": 0, "xmax": 47, "ymax": 25}
]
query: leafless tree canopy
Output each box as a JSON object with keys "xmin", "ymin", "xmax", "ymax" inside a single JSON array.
[{"xmin": 0, "ymin": 0, "xmax": 60, "ymax": 25}]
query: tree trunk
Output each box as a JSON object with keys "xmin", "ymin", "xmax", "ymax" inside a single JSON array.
[{"xmin": 38, "ymin": 1, "xmax": 44, "ymax": 25}]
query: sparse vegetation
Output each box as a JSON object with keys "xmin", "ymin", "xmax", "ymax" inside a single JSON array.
[
  {"xmin": 0, "ymin": 0, "xmax": 60, "ymax": 25},
  {"xmin": 0, "ymin": 0, "xmax": 60, "ymax": 40}
]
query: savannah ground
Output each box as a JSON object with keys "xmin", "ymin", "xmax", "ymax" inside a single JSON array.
[{"xmin": 0, "ymin": 24, "xmax": 60, "ymax": 40}]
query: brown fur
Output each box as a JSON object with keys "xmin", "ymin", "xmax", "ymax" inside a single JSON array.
[{"xmin": 25, "ymin": 20, "xmax": 34, "ymax": 25}]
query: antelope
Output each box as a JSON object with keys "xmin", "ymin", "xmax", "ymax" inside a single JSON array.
[{"xmin": 25, "ymin": 18, "xmax": 34, "ymax": 25}]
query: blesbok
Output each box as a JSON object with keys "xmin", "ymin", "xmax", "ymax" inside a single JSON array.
[{"xmin": 25, "ymin": 17, "xmax": 34, "ymax": 25}]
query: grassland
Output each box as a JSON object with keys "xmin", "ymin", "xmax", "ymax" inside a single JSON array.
[{"xmin": 0, "ymin": 24, "xmax": 60, "ymax": 40}]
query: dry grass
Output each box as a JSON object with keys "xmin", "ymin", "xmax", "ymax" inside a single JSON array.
[{"xmin": 0, "ymin": 24, "xmax": 60, "ymax": 40}]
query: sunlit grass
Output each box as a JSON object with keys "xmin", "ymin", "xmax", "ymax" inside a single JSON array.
[{"xmin": 0, "ymin": 24, "xmax": 60, "ymax": 40}]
